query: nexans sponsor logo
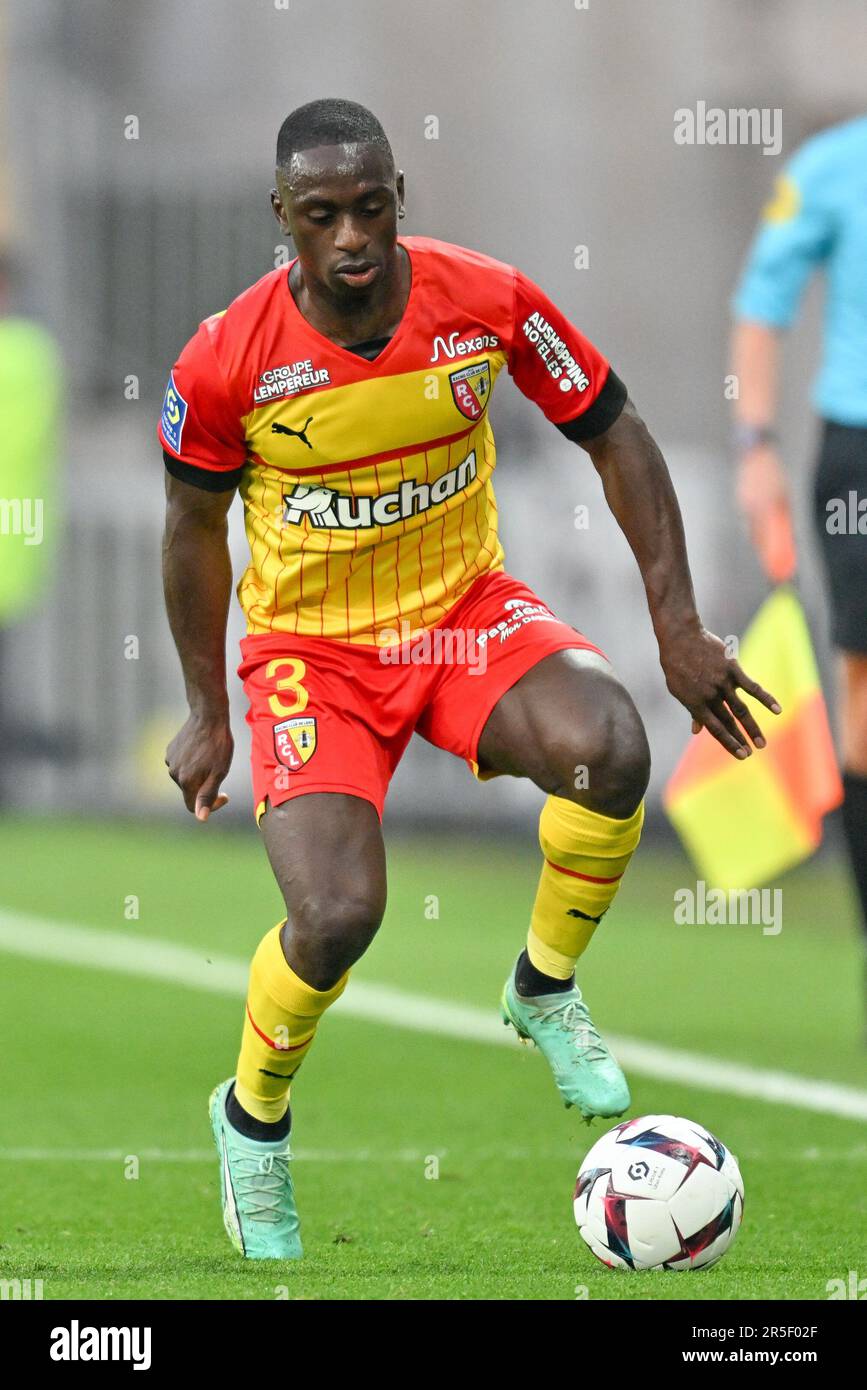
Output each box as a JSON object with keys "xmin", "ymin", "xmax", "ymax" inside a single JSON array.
[
  {"xmin": 283, "ymin": 449, "xmax": 477, "ymax": 530},
  {"xmin": 430, "ymin": 330, "xmax": 499, "ymax": 363}
]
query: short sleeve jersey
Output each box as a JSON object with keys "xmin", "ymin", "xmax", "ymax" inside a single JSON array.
[
  {"xmin": 159, "ymin": 236, "xmax": 626, "ymax": 643},
  {"xmin": 732, "ymin": 115, "xmax": 867, "ymax": 426}
]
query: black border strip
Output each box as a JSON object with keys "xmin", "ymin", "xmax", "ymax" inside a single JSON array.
[
  {"xmin": 163, "ymin": 450, "xmax": 244, "ymax": 492},
  {"xmin": 556, "ymin": 367, "xmax": 628, "ymax": 443}
]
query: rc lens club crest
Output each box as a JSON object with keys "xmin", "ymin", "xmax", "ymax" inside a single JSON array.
[
  {"xmin": 449, "ymin": 361, "xmax": 491, "ymax": 420},
  {"xmin": 273, "ymin": 717, "xmax": 318, "ymax": 771}
]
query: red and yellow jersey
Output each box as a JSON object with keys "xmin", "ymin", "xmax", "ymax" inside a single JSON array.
[{"xmin": 158, "ymin": 236, "xmax": 625, "ymax": 644}]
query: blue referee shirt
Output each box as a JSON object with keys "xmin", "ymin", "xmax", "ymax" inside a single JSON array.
[{"xmin": 732, "ymin": 114, "xmax": 867, "ymax": 427}]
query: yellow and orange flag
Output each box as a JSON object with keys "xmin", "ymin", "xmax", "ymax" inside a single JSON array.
[{"xmin": 664, "ymin": 582, "xmax": 842, "ymax": 889}]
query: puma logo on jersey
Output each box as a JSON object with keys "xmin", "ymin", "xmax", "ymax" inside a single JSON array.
[
  {"xmin": 282, "ymin": 449, "xmax": 478, "ymax": 529},
  {"xmin": 272, "ymin": 417, "xmax": 314, "ymax": 448}
]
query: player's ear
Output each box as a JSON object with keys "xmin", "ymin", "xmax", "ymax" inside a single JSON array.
[
  {"xmin": 270, "ymin": 187, "xmax": 291, "ymax": 237},
  {"xmin": 396, "ymin": 169, "xmax": 405, "ymax": 220}
]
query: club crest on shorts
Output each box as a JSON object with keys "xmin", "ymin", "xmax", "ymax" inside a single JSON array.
[
  {"xmin": 449, "ymin": 361, "xmax": 491, "ymax": 420},
  {"xmin": 273, "ymin": 716, "xmax": 317, "ymax": 771}
]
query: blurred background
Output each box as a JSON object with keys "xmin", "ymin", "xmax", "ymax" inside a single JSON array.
[{"xmin": 1, "ymin": 0, "xmax": 865, "ymax": 832}]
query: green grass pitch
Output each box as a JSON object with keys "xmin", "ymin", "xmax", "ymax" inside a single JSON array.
[{"xmin": 0, "ymin": 814, "xmax": 864, "ymax": 1300}]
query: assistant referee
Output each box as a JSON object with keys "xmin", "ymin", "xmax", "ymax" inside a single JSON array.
[{"xmin": 731, "ymin": 113, "xmax": 867, "ymax": 993}]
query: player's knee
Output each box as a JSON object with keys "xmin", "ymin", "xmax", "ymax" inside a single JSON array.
[
  {"xmin": 602, "ymin": 712, "xmax": 651, "ymax": 818},
  {"xmin": 552, "ymin": 687, "xmax": 650, "ymax": 819},
  {"xmin": 287, "ymin": 891, "xmax": 385, "ymax": 989}
]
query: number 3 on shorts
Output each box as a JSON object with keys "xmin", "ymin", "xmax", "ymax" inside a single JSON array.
[{"xmin": 266, "ymin": 657, "xmax": 309, "ymax": 716}]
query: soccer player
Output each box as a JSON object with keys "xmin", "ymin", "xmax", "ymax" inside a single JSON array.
[
  {"xmin": 731, "ymin": 115, "xmax": 867, "ymax": 1000},
  {"xmin": 161, "ymin": 99, "xmax": 779, "ymax": 1260}
]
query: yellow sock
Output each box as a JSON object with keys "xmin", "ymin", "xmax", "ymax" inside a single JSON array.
[
  {"xmin": 526, "ymin": 795, "xmax": 644, "ymax": 979},
  {"xmin": 234, "ymin": 923, "xmax": 348, "ymax": 1123}
]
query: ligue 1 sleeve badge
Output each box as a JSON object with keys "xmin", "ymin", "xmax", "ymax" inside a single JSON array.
[
  {"xmin": 273, "ymin": 716, "xmax": 318, "ymax": 771},
  {"xmin": 160, "ymin": 372, "xmax": 188, "ymax": 453},
  {"xmin": 449, "ymin": 361, "xmax": 491, "ymax": 420}
]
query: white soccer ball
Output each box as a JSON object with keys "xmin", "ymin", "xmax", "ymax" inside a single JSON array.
[{"xmin": 573, "ymin": 1114, "xmax": 744, "ymax": 1271}]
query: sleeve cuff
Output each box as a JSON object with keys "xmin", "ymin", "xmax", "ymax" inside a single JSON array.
[
  {"xmin": 555, "ymin": 367, "xmax": 628, "ymax": 443},
  {"xmin": 730, "ymin": 280, "xmax": 798, "ymax": 329},
  {"xmin": 163, "ymin": 450, "xmax": 244, "ymax": 492}
]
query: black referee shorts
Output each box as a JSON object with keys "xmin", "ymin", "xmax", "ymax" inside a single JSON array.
[{"xmin": 813, "ymin": 419, "xmax": 867, "ymax": 654}]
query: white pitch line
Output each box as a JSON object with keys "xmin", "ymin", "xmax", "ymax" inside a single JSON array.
[
  {"xmin": 2, "ymin": 909, "xmax": 867, "ymax": 1124},
  {"xmin": 1, "ymin": 1145, "xmax": 866, "ymax": 1164},
  {"xmin": 0, "ymin": 1147, "xmax": 443, "ymax": 1164}
]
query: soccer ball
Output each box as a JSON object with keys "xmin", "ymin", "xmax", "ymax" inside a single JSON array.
[{"xmin": 573, "ymin": 1113, "xmax": 744, "ymax": 1271}]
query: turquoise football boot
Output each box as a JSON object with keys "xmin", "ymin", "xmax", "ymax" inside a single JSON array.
[
  {"xmin": 500, "ymin": 966, "xmax": 630, "ymax": 1120},
  {"xmin": 208, "ymin": 1078, "xmax": 302, "ymax": 1260}
]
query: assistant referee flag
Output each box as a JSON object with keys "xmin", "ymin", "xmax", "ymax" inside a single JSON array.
[{"xmin": 664, "ymin": 585, "xmax": 842, "ymax": 890}]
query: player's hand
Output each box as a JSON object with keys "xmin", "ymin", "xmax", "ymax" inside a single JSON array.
[
  {"xmin": 165, "ymin": 712, "xmax": 234, "ymax": 820},
  {"xmin": 659, "ymin": 625, "xmax": 781, "ymax": 759},
  {"xmin": 736, "ymin": 444, "xmax": 796, "ymax": 582}
]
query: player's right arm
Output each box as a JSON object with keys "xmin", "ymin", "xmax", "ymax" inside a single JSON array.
[
  {"xmin": 162, "ymin": 473, "xmax": 235, "ymax": 820},
  {"xmin": 157, "ymin": 318, "xmax": 247, "ymax": 820}
]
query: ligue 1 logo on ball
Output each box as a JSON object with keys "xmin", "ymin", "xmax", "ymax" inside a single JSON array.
[{"xmin": 574, "ymin": 1115, "xmax": 744, "ymax": 1271}]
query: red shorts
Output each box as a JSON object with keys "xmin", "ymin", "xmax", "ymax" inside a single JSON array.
[{"xmin": 238, "ymin": 569, "xmax": 606, "ymax": 823}]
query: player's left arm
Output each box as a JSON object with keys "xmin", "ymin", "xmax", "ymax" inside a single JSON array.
[
  {"xmin": 580, "ymin": 399, "xmax": 780, "ymax": 757},
  {"xmin": 507, "ymin": 267, "xmax": 780, "ymax": 758}
]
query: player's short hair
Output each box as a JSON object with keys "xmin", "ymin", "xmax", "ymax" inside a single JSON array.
[{"xmin": 276, "ymin": 99, "xmax": 393, "ymax": 174}]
